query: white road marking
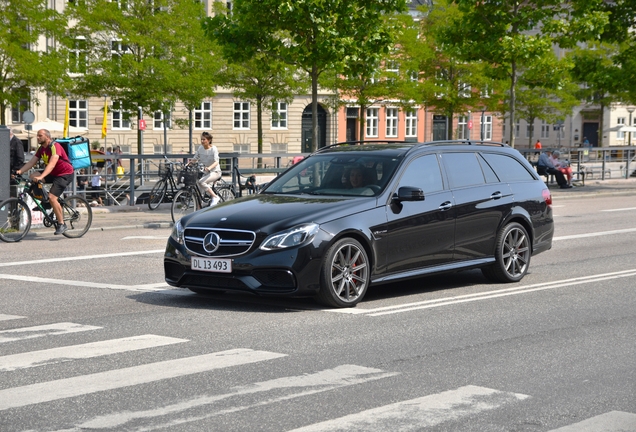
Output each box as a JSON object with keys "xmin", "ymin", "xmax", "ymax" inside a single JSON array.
[
  {"xmin": 0, "ymin": 334, "xmax": 188, "ymax": 372},
  {"xmin": 0, "ymin": 249, "xmax": 164, "ymax": 268},
  {"xmin": 327, "ymin": 268, "xmax": 636, "ymax": 316},
  {"xmin": 548, "ymin": 411, "xmax": 636, "ymax": 431},
  {"xmin": 602, "ymin": 207, "xmax": 636, "ymax": 212},
  {"xmin": 0, "ymin": 274, "xmax": 170, "ymax": 292},
  {"xmin": 553, "ymin": 227, "xmax": 636, "ymax": 240},
  {"xmin": 66, "ymin": 365, "xmax": 397, "ymax": 431},
  {"xmin": 0, "ymin": 348, "xmax": 286, "ymax": 411},
  {"xmin": 0, "ymin": 314, "xmax": 25, "ymax": 322},
  {"xmin": 121, "ymin": 236, "xmax": 168, "ymax": 240},
  {"xmin": 287, "ymin": 385, "xmax": 529, "ymax": 431},
  {"xmin": 0, "ymin": 322, "xmax": 101, "ymax": 344}
]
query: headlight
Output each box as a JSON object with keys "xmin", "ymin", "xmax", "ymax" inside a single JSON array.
[
  {"xmin": 260, "ymin": 223, "xmax": 319, "ymax": 251},
  {"xmin": 170, "ymin": 219, "xmax": 184, "ymax": 244}
]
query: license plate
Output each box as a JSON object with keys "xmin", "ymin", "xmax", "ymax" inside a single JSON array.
[{"xmin": 191, "ymin": 257, "xmax": 232, "ymax": 273}]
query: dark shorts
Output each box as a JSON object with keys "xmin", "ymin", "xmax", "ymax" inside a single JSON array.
[{"xmin": 44, "ymin": 174, "xmax": 73, "ymax": 197}]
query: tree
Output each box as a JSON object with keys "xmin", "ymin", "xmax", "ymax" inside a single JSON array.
[
  {"xmin": 231, "ymin": 0, "xmax": 408, "ymax": 152},
  {"xmin": 441, "ymin": 0, "xmax": 608, "ymax": 148},
  {"xmin": 396, "ymin": 1, "xmax": 497, "ymax": 140},
  {"xmin": 66, "ymin": 0, "xmax": 219, "ymax": 153},
  {"xmin": 0, "ymin": 0, "xmax": 69, "ymax": 124},
  {"xmin": 206, "ymin": 8, "xmax": 308, "ymax": 162}
]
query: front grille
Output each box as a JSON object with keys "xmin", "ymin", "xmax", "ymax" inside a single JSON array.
[
  {"xmin": 184, "ymin": 227, "xmax": 256, "ymax": 257},
  {"xmin": 181, "ymin": 274, "xmax": 248, "ymax": 290},
  {"xmin": 252, "ymin": 270, "xmax": 296, "ymax": 288}
]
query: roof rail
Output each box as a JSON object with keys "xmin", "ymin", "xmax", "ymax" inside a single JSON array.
[
  {"xmin": 316, "ymin": 140, "xmax": 410, "ymax": 152},
  {"xmin": 422, "ymin": 140, "xmax": 507, "ymax": 147}
]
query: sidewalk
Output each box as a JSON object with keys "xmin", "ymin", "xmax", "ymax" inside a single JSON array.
[{"xmin": 86, "ymin": 177, "xmax": 636, "ymax": 231}]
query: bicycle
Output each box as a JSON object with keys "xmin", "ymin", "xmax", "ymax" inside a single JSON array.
[
  {"xmin": 170, "ymin": 164, "xmax": 235, "ymax": 223},
  {"xmin": 148, "ymin": 157, "xmax": 181, "ymax": 210},
  {"xmin": 0, "ymin": 174, "xmax": 93, "ymax": 242}
]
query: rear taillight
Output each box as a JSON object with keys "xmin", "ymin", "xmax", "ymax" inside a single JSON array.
[{"xmin": 542, "ymin": 188, "xmax": 552, "ymax": 206}]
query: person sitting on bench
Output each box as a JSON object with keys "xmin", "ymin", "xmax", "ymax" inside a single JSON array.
[{"xmin": 537, "ymin": 149, "xmax": 572, "ymax": 189}]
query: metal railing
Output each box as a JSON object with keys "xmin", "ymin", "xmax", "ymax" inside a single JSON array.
[{"xmin": 72, "ymin": 153, "xmax": 307, "ymax": 206}]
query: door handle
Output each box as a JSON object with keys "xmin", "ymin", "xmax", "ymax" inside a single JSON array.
[
  {"xmin": 490, "ymin": 191, "xmax": 502, "ymax": 200},
  {"xmin": 439, "ymin": 201, "xmax": 453, "ymax": 211}
]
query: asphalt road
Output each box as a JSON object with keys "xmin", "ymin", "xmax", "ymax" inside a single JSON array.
[{"xmin": 1, "ymin": 184, "xmax": 635, "ymax": 431}]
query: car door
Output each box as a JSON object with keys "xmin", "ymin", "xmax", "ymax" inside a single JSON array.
[
  {"xmin": 441, "ymin": 152, "xmax": 513, "ymax": 261},
  {"xmin": 382, "ymin": 153, "xmax": 456, "ymax": 275}
]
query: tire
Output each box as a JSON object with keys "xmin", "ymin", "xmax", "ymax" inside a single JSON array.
[
  {"xmin": 61, "ymin": 195, "xmax": 93, "ymax": 238},
  {"xmin": 316, "ymin": 238, "xmax": 370, "ymax": 308},
  {"xmin": 148, "ymin": 179, "xmax": 167, "ymax": 210},
  {"xmin": 482, "ymin": 222, "xmax": 531, "ymax": 283},
  {"xmin": 217, "ymin": 186, "xmax": 235, "ymax": 202},
  {"xmin": 0, "ymin": 198, "xmax": 31, "ymax": 243},
  {"xmin": 171, "ymin": 189, "xmax": 198, "ymax": 223}
]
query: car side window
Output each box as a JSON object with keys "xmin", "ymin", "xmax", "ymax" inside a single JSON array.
[
  {"xmin": 441, "ymin": 152, "xmax": 486, "ymax": 189},
  {"xmin": 398, "ymin": 154, "xmax": 444, "ymax": 194},
  {"xmin": 481, "ymin": 153, "xmax": 535, "ymax": 182}
]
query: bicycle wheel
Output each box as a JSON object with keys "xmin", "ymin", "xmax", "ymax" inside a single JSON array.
[
  {"xmin": 61, "ymin": 195, "xmax": 93, "ymax": 238},
  {"xmin": 148, "ymin": 178, "xmax": 167, "ymax": 210},
  {"xmin": 171, "ymin": 189, "xmax": 198, "ymax": 223},
  {"xmin": 217, "ymin": 186, "xmax": 236, "ymax": 202},
  {"xmin": 0, "ymin": 198, "xmax": 31, "ymax": 243}
]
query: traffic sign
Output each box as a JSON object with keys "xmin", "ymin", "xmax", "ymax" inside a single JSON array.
[{"xmin": 139, "ymin": 119, "xmax": 146, "ymax": 131}]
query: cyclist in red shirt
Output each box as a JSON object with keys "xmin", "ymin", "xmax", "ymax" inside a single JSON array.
[{"xmin": 16, "ymin": 129, "xmax": 75, "ymax": 235}]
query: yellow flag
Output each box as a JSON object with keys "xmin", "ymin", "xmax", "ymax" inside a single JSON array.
[
  {"xmin": 63, "ymin": 99, "xmax": 70, "ymax": 138},
  {"xmin": 101, "ymin": 100, "xmax": 108, "ymax": 139}
]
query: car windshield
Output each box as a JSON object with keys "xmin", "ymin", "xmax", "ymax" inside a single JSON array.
[{"xmin": 262, "ymin": 154, "xmax": 402, "ymax": 197}]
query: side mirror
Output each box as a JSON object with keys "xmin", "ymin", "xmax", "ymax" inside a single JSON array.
[{"xmin": 393, "ymin": 186, "xmax": 425, "ymax": 202}]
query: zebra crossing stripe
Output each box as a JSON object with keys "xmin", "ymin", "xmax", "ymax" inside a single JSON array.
[
  {"xmin": 287, "ymin": 385, "xmax": 530, "ymax": 431},
  {"xmin": 0, "ymin": 314, "xmax": 25, "ymax": 322},
  {"xmin": 0, "ymin": 349, "xmax": 286, "ymax": 411},
  {"xmin": 548, "ymin": 411, "xmax": 636, "ymax": 431},
  {"xmin": 0, "ymin": 334, "xmax": 188, "ymax": 372},
  {"xmin": 0, "ymin": 322, "xmax": 101, "ymax": 344}
]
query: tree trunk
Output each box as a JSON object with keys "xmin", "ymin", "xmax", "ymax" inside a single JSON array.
[
  {"xmin": 509, "ymin": 60, "xmax": 517, "ymax": 148},
  {"xmin": 359, "ymin": 103, "xmax": 367, "ymax": 143},
  {"xmin": 257, "ymin": 96, "xmax": 263, "ymax": 168},
  {"xmin": 311, "ymin": 65, "xmax": 319, "ymax": 152}
]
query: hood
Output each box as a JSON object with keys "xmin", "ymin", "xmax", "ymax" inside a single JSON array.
[{"xmin": 181, "ymin": 194, "xmax": 378, "ymax": 233}]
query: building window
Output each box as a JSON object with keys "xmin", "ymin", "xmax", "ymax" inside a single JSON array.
[
  {"xmin": 234, "ymin": 102, "xmax": 250, "ymax": 129},
  {"xmin": 69, "ymin": 38, "xmax": 87, "ymax": 74},
  {"xmin": 154, "ymin": 109, "xmax": 172, "ymax": 129},
  {"xmin": 483, "ymin": 115, "xmax": 492, "ymax": 140},
  {"xmin": 271, "ymin": 143, "xmax": 287, "ymax": 153},
  {"xmin": 366, "ymin": 108, "xmax": 379, "ymax": 137},
  {"xmin": 386, "ymin": 108, "xmax": 398, "ymax": 137},
  {"xmin": 112, "ymin": 102, "xmax": 130, "ymax": 129},
  {"xmin": 540, "ymin": 120, "xmax": 550, "ymax": 138},
  {"xmin": 233, "ymin": 144, "xmax": 250, "ymax": 153},
  {"xmin": 153, "ymin": 144, "xmax": 172, "ymax": 154},
  {"xmin": 617, "ymin": 117, "xmax": 625, "ymax": 140},
  {"xmin": 480, "ymin": 85, "xmax": 491, "ymax": 98},
  {"xmin": 111, "ymin": 40, "xmax": 130, "ymax": 73},
  {"xmin": 271, "ymin": 102, "xmax": 287, "ymax": 129},
  {"xmin": 69, "ymin": 100, "xmax": 88, "ymax": 128},
  {"xmin": 458, "ymin": 82, "xmax": 471, "ymax": 98},
  {"xmin": 457, "ymin": 115, "xmax": 468, "ymax": 139},
  {"xmin": 194, "ymin": 101, "xmax": 212, "ymax": 129},
  {"xmin": 405, "ymin": 110, "xmax": 417, "ymax": 137},
  {"xmin": 11, "ymin": 89, "xmax": 29, "ymax": 123}
]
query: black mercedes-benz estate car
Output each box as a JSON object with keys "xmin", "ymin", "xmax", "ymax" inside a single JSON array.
[{"xmin": 164, "ymin": 141, "xmax": 554, "ymax": 308}]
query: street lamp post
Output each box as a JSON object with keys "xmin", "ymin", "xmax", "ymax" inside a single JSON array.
[{"xmin": 628, "ymin": 107, "xmax": 634, "ymax": 146}]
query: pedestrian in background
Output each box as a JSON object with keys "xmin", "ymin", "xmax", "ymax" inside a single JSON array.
[
  {"xmin": 537, "ymin": 149, "xmax": 571, "ymax": 189},
  {"xmin": 190, "ymin": 132, "xmax": 222, "ymax": 206},
  {"xmin": 549, "ymin": 150, "xmax": 573, "ymax": 186},
  {"xmin": 90, "ymin": 168, "xmax": 104, "ymax": 206}
]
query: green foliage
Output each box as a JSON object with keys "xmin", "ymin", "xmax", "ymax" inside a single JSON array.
[
  {"xmin": 66, "ymin": 0, "xmax": 219, "ymax": 117},
  {"xmin": 229, "ymin": 0, "xmax": 408, "ymax": 151},
  {"xmin": 0, "ymin": 0, "xmax": 69, "ymax": 123}
]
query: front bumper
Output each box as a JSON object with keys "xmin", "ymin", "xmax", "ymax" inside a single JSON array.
[{"xmin": 164, "ymin": 237, "xmax": 324, "ymax": 297}]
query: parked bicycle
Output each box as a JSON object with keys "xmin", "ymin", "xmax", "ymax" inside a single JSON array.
[
  {"xmin": 170, "ymin": 164, "xmax": 235, "ymax": 223},
  {"xmin": 0, "ymin": 174, "xmax": 93, "ymax": 242},
  {"xmin": 148, "ymin": 157, "xmax": 182, "ymax": 210}
]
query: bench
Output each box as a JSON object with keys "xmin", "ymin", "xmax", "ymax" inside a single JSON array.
[
  {"xmin": 581, "ymin": 165, "xmax": 611, "ymax": 180},
  {"xmin": 531, "ymin": 162, "xmax": 585, "ymax": 186}
]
